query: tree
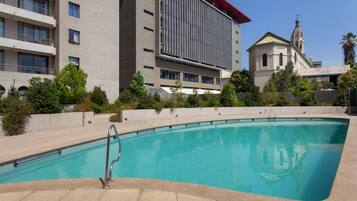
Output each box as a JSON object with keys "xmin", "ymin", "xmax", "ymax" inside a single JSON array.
[
  {"xmin": 186, "ymin": 91, "xmax": 201, "ymax": 108},
  {"xmin": 26, "ymin": 77, "xmax": 62, "ymax": 114},
  {"xmin": 335, "ymin": 66, "xmax": 357, "ymax": 105},
  {"xmin": 291, "ymin": 77, "xmax": 317, "ymax": 106},
  {"xmin": 129, "ymin": 71, "xmax": 147, "ymax": 97},
  {"xmin": 341, "ymin": 32, "xmax": 357, "ymax": 65},
  {"xmin": 1, "ymin": 92, "xmax": 32, "ymax": 136},
  {"xmin": 272, "ymin": 61, "xmax": 299, "ymax": 92},
  {"xmin": 56, "ymin": 64, "xmax": 88, "ymax": 104},
  {"xmin": 220, "ymin": 83, "xmax": 243, "ymax": 107},
  {"xmin": 229, "ymin": 70, "xmax": 254, "ymax": 93},
  {"xmin": 90, "ymin": 86, "xmax": 108, "ymax": 106}
]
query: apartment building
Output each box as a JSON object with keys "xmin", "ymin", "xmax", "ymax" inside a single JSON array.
[
  {"xmin": 120, "ymin": 0, "xmax": 250, "ymax": 93},
  {"xmin": 0, "ymin": 0, "xmax": 119, "ymax": 101}
]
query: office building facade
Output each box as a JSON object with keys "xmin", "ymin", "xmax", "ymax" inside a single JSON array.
[
  {"xmin": 0, "ymin": 0, "xmax": 120, "ymax": 101},
  {"xmin": 120, "ymin": 0, "xmax": 250, "ymax": 93}
]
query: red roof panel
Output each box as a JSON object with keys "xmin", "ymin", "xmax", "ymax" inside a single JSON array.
[{"xmin": 208, "ymin": 0, "xmax": 251, "ymax": 24}]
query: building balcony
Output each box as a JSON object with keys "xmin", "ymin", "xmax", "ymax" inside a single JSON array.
[
  {"xmin": 0, "ymin": 0, "xmax": 56, "ymax": 28},
  {"xmin": 0, "ymin": 63, "xmax": 52, "ymax": 75},
  {"xmin": 0, "ymin": 30, "xmax": 56, "ymax": 55}
]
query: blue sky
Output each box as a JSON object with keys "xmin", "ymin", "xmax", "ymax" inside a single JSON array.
[{"xmin": 230, "ymin": 0, "xmax": 357, "ymax": 70}]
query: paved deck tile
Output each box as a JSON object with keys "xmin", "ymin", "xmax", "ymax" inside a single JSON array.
[
  {"xmin": 100, "ymin": 189, "xmax": 140, "ymax": 201},
  {"xmin": 21, "ymin": 190, "xmax": 69, "ymax": 201},
  {"xmin": 139, "ymin": 189, "xmax": 177, "ymax": 201},
  {"xmin": 0, "ymin": 191, "xmax": 33, "ymax": 201}
]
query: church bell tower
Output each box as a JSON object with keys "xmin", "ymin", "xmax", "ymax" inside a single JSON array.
[{"xmin": 291, "ymin": 15, "xmax": 305, "ymax": 54}]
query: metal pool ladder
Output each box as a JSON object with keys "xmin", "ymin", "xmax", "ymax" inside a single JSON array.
[{"xmin": 100, "ymin": 125, "xmax": 122, "ymax": 189}]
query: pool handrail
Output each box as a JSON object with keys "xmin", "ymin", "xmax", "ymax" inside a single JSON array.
[{"xmin": 99, "ymin": 124, "xmax": 122, "ymax": 189}]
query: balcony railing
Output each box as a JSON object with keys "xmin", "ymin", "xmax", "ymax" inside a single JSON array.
[
  {"xmin": 0, "ymin": 30, "xmax": 53, "ymax": 46},
  {"xmin": 0, "ymin": 0, "xmax": 52, "ymax": 16},
  {"xmin": 0, "ymin": 63, "xmax": 51, "ymax": 75}
]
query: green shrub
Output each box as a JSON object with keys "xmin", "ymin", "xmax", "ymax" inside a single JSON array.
[
  {"xmin": 119, "ymin": 89, "xmax": 136, "ymax": 104},
  {"xmin": 136, "ymin": 95, "xmax": 156, "ymax": 109},
  {"xmin": 300, "ymin": 92, "xmax": 317, "ymax": 106},
  {"xmin": 74, "ymin": 97, "xmax": 93, "ymax": 112},
  {"xmin": 129, "ymin": 71, "xmax": 147, "ymax": 97},
  {"xmin": 262, "ymin": 92, "xmax": 278, "ymax": 106},
  {"xmin": 1, "ymin": 96, "xmax": 32, "ymax": 136},
  {"xmin": 56, "ymin": 64, "xmax": 88, "ymax": 104},
  {"xmin": 26, "ymin": 77, "xmax": 62, "ymax": 114},
  {"xmin": 186, "ymin": 93, "xmax": 201, "ymax": 108},
  {"xmin": 163, "ymin": 99, "xmax": 176, "ymax": 108},
  {"xmin": 275, "ymin": 96, "xmax": 290, "ymax": 106},
  {"xmin": 220, "ymin": 83, "xmax": 239, "ymax": 107},
  {"xmin": 90, "ymin": 86, "xmax": 108, "ymax": 106},
  {"xmin": 200, "ymin": 94, "xmax": 220, "ymax": 107}
]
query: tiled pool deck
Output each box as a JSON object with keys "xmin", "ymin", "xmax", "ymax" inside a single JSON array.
[{"xmin": 0, "ymin": 114, "xmax": 356, "ymax": 201}]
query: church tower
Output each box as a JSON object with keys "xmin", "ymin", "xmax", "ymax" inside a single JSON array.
[{"xmin": 291, "ymin": 15, "xmax": 305, "ymax": 54}]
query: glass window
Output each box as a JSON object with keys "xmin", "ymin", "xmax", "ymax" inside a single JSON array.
[
  {"xmin": 69, "ymin": 2, "xmax": 80, "ymax": 18},
  {"xmin": 0, "ymin": 18, "xmax": 4, "ymax": 37},
  {"xmin": 279, "ymin": 53, "xmax": 284, "ymax": 66},
  {"xmin": 202, "ymin": 76, "xmax": 214, "ymax": 84},
  {"xmin": 295, "ymin": 52, "xmax": 297, "ymax": 64},
  {"xmin": 18, "ymin": 53, "xmax": 48, "ymax": 74},
  {"xmin": 20, "ymin": 23, "xmax": 49, "ymax": 45},
  {"xmin": 0, "ymin": 50, "xmax": 3, "ymax": 71},
  {"xmin": 160, "ymin": 69, "xmax": 180, "ymax": 80},
  {"xmin": 262, "ymin": 54, "xmax": 268, "ymax": 67},
  {"xmin": 69, "ymin": 29, "xmax": 80, "ymax": 44},
  {"xmin": 216, "ymin": 78, "xmax": 221, "ymax": 85},
  {"xmin": 18, "ymin": 86, "xmax": 28, "ymax": 96},
  {"xmin": 19, "ymin": 0, "xmax": 49, "ymax": 15},
  {"xmin": 183, "ymin": 73, "xmax": 198, "ymax": 82},
  {"xmin": 69, "ymin": 56, "xmax": 80, "ymax": 68}
]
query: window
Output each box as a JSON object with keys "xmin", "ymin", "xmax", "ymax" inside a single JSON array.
[
  {"xmin": 69, "ymin": 2, "xmax": 80, "ymax": 18},
  {"xmin": 19, "ymin": 0, "xmax": 49, "ymax": 15},
  {"xmin": 183, "ymin": 73, "xmax": 198, "ymax": 82},
  {"xmin": 262, "ymin": 54, "xmax": 268, "ymax": 67},
  {"xmin": 143, "ymin": 48, "xmax": 154, "ymax": 53},
  {"xmin": 19, "ymin": 23, "xmax": 49, "ymax": 45},
  {"xmin": 144, "ymin": 65, "xmax": 154, "ymax": 69},
  {"xmin": 0, "ymin": 50, "xmax": 4, "ymax": 71},
  {"xmin": 160, "ymin": 69, "xmax": 180, "ymax": 80},
  {"xmin": 18, "ymin": 86, "xmax": 28, "ymax": 96},
  {"xmin": 294, "ymin": 52, "xmax": 297, "ymax": 64},
  {"xmin": 0, "ymin": 18, "xmax": 4, "ymax": 37},
  {"xmin": 18, "ymin": 53, "xmax": 48, "ymax": 74},
  {"xmin": 279, "ymin": 53, "xmax": 283, "ymax": 66},
  {"xmin": 69, "ymin": 29, "xmax": 80, "ymax": 44},
  {"xmin": 69, "ymin": 57, "xmax": 80, "ymax": 68},
  {"xmin": 216, "ymin": 78, "xmax": 221, "ymax": 85},
  {"xmin": 202, "ymin": 76, "xmax": 214, "ymax": 84},
  {"xmin": 144, "ymin": 27, "xmax": 154, "ymax": 32},
  {"xmin": 144, "ymin": 9, "xmax": 154, "ymax": 16}
]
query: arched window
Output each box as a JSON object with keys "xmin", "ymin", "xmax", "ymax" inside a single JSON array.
[
  {"xmin": 294, "ymin": 52, "xmax": 297, "ymax": 64},
  {"xmin": 18, "ymin": 86, "xmax": 28, "ymax": 96},
  {"xmin": 279, "ymin": 53, "xmax": 284, "ymax": 66},
  {"xmin": 0, "ymin": 85, "xmax": 5, "ymax": 97},
  {"xmin": 262, "ymin": 54, "xmax": 268, "ymax": 67}
]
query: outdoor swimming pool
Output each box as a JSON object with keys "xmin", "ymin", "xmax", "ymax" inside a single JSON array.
[{"xmin": 0, "ymin": 118, "xmax": 349, "ymax": 201}]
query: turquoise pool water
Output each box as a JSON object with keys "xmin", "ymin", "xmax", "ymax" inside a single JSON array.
[{"xmin": 0, "ymin": 118, "xmax": 349, "ymax": 201}]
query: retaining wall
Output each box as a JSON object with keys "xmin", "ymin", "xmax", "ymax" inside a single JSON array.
[
  {"xmin": 121, "ymin": 107, "xmax": 348, "ymax": 122},
  {"xmin": 0, "ymin": 112, "xmax": 94, "ymax": 136}
]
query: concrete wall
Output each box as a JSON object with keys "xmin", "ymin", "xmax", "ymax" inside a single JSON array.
[
  {"xmin": 232, "ymin": 22, "xmax": 241, "ymax": 71},
  {"xmin": 55, "ymin": 0, "xmax": 120, "ymax": 102},
  {"xmin": 0, "ymin": 112, "xmax": 94, "ymax": 136},
  {"xmin": 121, "ymin": 107, "xmax": 347, "ymax": 122},
  {"xmin": 120, "ymin": 0, "xmax": 235, "ymax": 91}
]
